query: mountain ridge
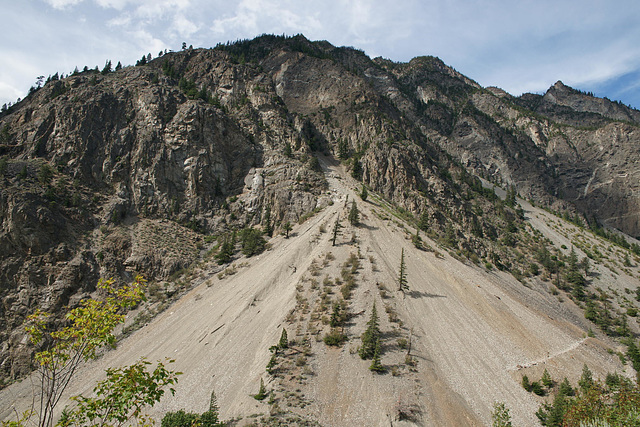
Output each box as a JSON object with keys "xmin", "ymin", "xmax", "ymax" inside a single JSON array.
[{"xmin": 1, "ymin": 34, "xmax": 640, "ymax": 425}]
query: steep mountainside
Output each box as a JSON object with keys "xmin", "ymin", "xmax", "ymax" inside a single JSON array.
[{"xmin": 1, "ymin": 34, "xmax": 640, "ymax": 425}]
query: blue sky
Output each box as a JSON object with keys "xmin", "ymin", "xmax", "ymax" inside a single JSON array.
[{"xmin": 2, "ymin": 0, "xmax": 640, "ymax": 109}]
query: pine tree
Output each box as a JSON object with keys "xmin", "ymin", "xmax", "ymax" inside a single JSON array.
[
  {"xmin": 412, "ymin": 228, "xmax": 422, "ymax": 249},
  {"xmin": 360, "ymin": 185, "xmax": 368, "ymax": 201},
  {"xmin": 337, "ymin": 139, "xmax": 349, "ymax": 159},
  {"xmin": 332, "ymin": 216, "xmax": 341, "ymax": 246},
  {"xmin": 101, "ymin": 60, "xmax": 112, "ymax": 75},
  {"xmin": 369, "ymin": 339, "xmax": 385, "ymax": 373},
  {"xmin": 351, "ymin": 159, "xmax": 362, "ymax": 180},
  {"xmin": 541, "ymin": 368, "xmax": 553, "ymax": 389},
  {"xmin": 398, "ymin": 248, "xmax": 408, "ymax": 293},
  {"xmin": 578, "ymin": 364, "xmax": 594, "ymax": 392},
  {"xmin": 278, "ymin": 328, "xmax": 288, "ymax": 349},
  {"xmin": 215, "ymin": 236, "xmax": 234, "ymax": 265},
  {"xmin": 282, "ymin": 221, "xmax": 292, "ymax": 238},
  {"xmin": 359, "ymin": 303, "xmax": 380, "ymax": 360},
  {"xmin": 348, "ymin": 200, "xmax": 359, "ymax": 225},
  {"xmin": 262, "ymin": 204, "xmax": 273, "ymax": 237},
  {"xmin": 254, "ymin": 378, "xmax": 267, "ymax": 400},
  {"xmin": 240, "ymin": 227, "xmax": 266, "ymax": 256},
  {"xmin": 558, "ymin": 377, "xmax": 574, "ymax": 396},
  {"xmin": 208, "ymin": 389, "xmax": 219, "ymax": 414},
  {"xmin": 266, "ymin": 352, "xmax": 277, "ymax": 374},
  {"xmin": 419, "ymin": 210, "xmax": 429, "ymax": 231}
]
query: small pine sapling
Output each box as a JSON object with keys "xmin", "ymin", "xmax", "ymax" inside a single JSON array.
[
  {"xmin": 360, "ymin": 185, "xmax": 368, "ymax": 201},
  {"xmin": 369, "ymin": 339, "xmax": 385, "ymax": 373},
  {"xmin": 541, "ymin": 368, "xmax": 553, "ymax": 389},
  {"xmin": 398, "ymin": 248, "xmax": 408, "ymax": 293},
  {"xmin": 412, "ymin": 228, "xmax": 422, "ymax": 249},
  {"xmin": 332, "ymin": 215, "xmax": 341, "ymax": 246},
  {"xmin": 266, "ymin": 352, "xmax": 277, "ymax": 375},
  {"xmin": 278, "ymin": 328, "xmax": 288, "ymax": 349},
  {"xmin": 282, "ymin": 221, "xmax": 292, "ymax": 238},
  {"xmin": 254, "ymin": 378, "xmax": 267, "ymax": 400},
  {"xmin": 348, "ymin": 200, "xmax": 359, "ymax": 225},
  {"xmin": 359, "ymin": 302, "xmax": 380, "ymax": 360}
]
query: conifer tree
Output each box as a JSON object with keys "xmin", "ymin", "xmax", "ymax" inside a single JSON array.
[
  {"xmin": 398, "ymin": 248, "xmax": 408, "ymax": 293},
  {"xmin": 337, "ymin": 139, "xmax": 349, "ymax": 159},
  {"xmin": 360, "ymin": 184, "xmax": 368, "ymax": 201},
  {"xmin": 369, "ymin": 338, "xmax": 385, "ymax": 373},
  {"xmin": 266, "ymin": 352, "xmax": 277, "ymax": 375},
  {"xmin": 208, "ymin": 389, "xmax": 219, "ymax": 414},
  {"xmin": 332, "ymin": 215, "xmax": 341, "ymax": 246},
  {"xmin": 278, "ymin": 328, "xmax": 288, "ymax": 349},
  {"xmin": 282, "ymin": 221, "xmax": 292, "ymax": 238},
  {"xmin": 262, "ymin": 204, "xmax": 273, "ymax": 237},
  {"xmin": 412, "ymin": 228, "xmax": 422, "ymax": 249},
  {"xmin": 578, "ymin": 364, "xmax": 594, "ymax": 392},
  {"xmin": 215, "ymin": 235, "xmax": 234, "ymax": 265},
  {"xmin": 419, "ymin": 210, "xmax": 429, "ymax": 231},
  {"xmin": 348, "ymin": 200, "xmax": 359, "ymax": 225},
  {"xmin": 558, "ymin": 377, "xmax": 574, "ymax": 396},
  {"xmin": 541, "ymin": 368, "xmax": 553, "ymax": 388},
  {"xmin": 254, "ymin": 378, "xmax": 267, "ymax": 400},
  {"xmin": 101, "ymin": 60, "xmax": 112, "ymax": 75},
  {"xmin": 359, "ymin": 303, "xmax": 380, "ymax": 360},
  {"xmin": 492, "ymin": 402, "xmax": 513, "ymax": 427}
]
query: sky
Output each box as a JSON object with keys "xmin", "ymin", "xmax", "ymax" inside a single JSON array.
[{"xmin": 2, "ymin": 0, "xmax": 640, "ymax": 109}]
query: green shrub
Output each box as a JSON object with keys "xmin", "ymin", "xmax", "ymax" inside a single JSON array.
[
  {"xmin": 323, "ymin": 329, "xmax": 347, "ymax": 346},
  {"xmin": 161, "ymin": 410, "xmax": 198, "ymax": 427},
  {"xmin": 240, "ymin": 227, "xmax": 266, "ymax": 256},
  {"xmin": 531, "ymin": 381, "xmax": 545, "ymax": 396}
]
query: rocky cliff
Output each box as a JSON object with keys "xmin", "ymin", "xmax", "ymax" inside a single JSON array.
[{"xmin": 0, "ymin": 34, "xmax": 639, "ymax": 386}]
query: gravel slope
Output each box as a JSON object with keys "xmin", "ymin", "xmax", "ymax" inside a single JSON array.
[{"xmin": 0, "ymin": 157, "xmax": 632, "ymax": 426}]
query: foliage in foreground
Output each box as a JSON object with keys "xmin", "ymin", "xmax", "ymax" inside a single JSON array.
[
  {"xmin": 3, "ymin": 276, "xmax": 181, "ymax": 427},
  {"xmin": 536, "ymin": 366, "xmax": 640, "ymax": 427},
  {"xmin": 60, "ymin": 358, "xmax": 180, "ymax": 427},
  {"xmin": 161, "ymin": 390, "xmax": 224, "ymax": 427},
  {"xmin": 492, "ymin": 402, "xmax": 512, "ymax": 427}
]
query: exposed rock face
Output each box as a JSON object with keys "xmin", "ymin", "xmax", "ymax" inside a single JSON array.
[{"xmin": 1, "ymin": 34, "xmax": 640, "ymax": 384}]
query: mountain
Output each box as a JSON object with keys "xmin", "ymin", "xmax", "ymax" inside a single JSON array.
[{"xmin": 0, "ymin": 34, "xmax": 639, "ymax": 425}]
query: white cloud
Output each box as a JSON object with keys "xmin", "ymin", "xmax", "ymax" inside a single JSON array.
[
  {"xmin": 171, "ymin": 14, "xmax": 200, "ymax": 38},
  {"xmin": 45, "ymin": 0, "xmax": 85, "ymax": 9},
  {"xmin": 0, "ymin": 82, "xmax": 26, "ymax": 106},
  {"xmin": 107, "ymin": 13, "xmax": 132, "ymax": 27},
  {"xmin": 133, "ymin": 0, "xmax": 191, "ymax": 20},
  {"xmin": 95, "ymin": 0, "xmax": 131, "ymax": 9}
]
